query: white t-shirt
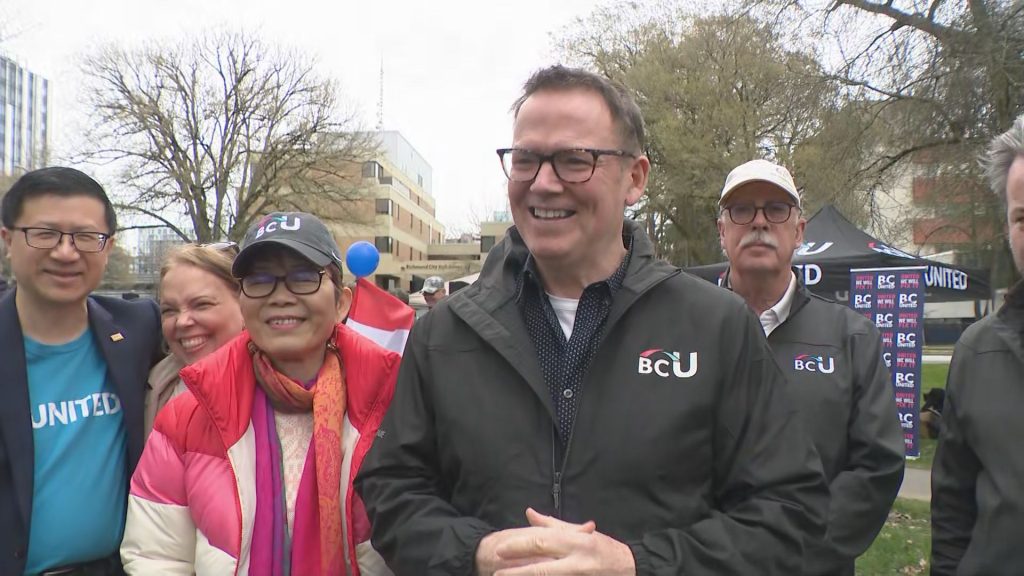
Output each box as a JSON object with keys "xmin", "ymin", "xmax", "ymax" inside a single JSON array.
[{"xmin": 546, "ymin": 294, "xmax": 580, "ymax": 340}]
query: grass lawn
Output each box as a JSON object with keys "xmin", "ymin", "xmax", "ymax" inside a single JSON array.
[
  {"xmin": 920, "ymin": 364, "xmax": 949, "ymax": 393},
  {"xmin": 856, "ymin": 498, "xmax": 931, "ymax": 575},
  {"xmin": 906, "ymin": 363, "xmax": 949, "ymax": 470}
]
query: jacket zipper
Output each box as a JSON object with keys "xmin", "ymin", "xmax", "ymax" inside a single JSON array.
[
  {"xmin": 551, "ymin": 412, "xmax": 579, "ymax": 518},
  {"xmin": 552, "ymin": 471, "xmax": 562, "ymax": 515},
  {"xmin": 542, "ymin": 264, "xmax": 681, "ymax": 519}
]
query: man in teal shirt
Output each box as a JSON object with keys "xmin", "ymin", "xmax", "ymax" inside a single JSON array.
[{"xmin": 0, "ymin": 167, "xmax": 162, "ymax": 575}]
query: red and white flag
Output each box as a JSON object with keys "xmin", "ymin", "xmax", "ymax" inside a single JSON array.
[{"xmin": 346, "ymin": 278, "xmax": 415, "ymax": 355}]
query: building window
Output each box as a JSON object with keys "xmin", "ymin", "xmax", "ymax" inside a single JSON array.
[
  {"xmin": 362, "ymin": 161, "xmax": 380, "ymax": 179},
  {"xmin": 374, "ymin": 236, "xmax": 393, "ymax": 254},
  {"xmin": 481, "ymin": 236, "xmax": 496, "ymax": 253},
  {"xmin": 375, "ymin": 198, "xmax": 391, "ymax": 215}
]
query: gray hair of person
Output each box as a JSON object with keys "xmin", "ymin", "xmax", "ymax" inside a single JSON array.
[
  {"xmin": 511, "ymin": 65, "xmax": 646, "ymax": 153},
  {"xmin": 984, "ymin": 114, "xmax": 1024, "ymax": 204}
]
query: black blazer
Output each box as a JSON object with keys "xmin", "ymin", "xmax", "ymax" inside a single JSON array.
[{"xmin": 0, "ymin": 289, "xmax": 161, "ymax": 574}]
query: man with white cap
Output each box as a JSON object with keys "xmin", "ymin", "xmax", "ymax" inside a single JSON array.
[
  {"xmin": 718, "ymin": 159, "xmax": 905, "ymax": 576},
  {"xmin": 421, "ymin": 275, "xmax": 446, "ymax": 309}
]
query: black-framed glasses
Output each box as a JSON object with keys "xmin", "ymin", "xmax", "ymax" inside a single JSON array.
[
  {"xmin": 496, "ymin": 147, "xmax": 637, "ymax": 183},
  {"xmin": 10, "ymin": 227, "xmax": 111, "ymax": 253},
  {"xmin": 201, "ymin": 241, "xmax": 239, "ymax": 256},
  {"xmin": 238, "ymin": 269, "xmax": 326, "ymax": 298},
  {"xmin": 722, "ymin": 202, "xmax": 797, "ymax": 225}
]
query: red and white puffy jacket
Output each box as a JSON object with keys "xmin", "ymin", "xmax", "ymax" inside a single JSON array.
[{"xmin": 121, "ymin": 324, "xmax": 400, "ymax": 575}]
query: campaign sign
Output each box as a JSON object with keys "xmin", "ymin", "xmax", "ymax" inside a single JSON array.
[{"xmin": 850, "ymin": 267, "xmax": 926, "ymax": 458}]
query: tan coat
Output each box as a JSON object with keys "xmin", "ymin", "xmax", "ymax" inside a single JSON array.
[{"xmin": 143, "ymin": 354, "xmax": 187, "ymax": 438}]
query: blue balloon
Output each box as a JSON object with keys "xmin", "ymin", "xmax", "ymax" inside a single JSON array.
[{"xmin": 346, "ymin": 241, "xmax": 380, "ymax": 278}]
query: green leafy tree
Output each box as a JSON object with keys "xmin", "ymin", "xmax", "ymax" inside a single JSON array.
[{"xmin": 559, "ymin": 6, "xmax": 885, "ymax": 264}]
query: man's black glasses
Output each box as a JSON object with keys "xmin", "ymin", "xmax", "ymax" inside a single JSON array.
[
  {"xmin": 10, "ymin": 227, "xmax": 110, "ymax": 253},
  {"xmin": 497, "ymin": 148, "xmax": 636, "ymax": 184},
  {"xmin": 722, "ymin": 202, "xmax": 797, "ymax": 225}
]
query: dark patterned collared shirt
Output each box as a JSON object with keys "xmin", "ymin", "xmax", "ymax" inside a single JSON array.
[{"xmin": 517, "ymin": 236, "xmax": 632, "ymax": 450}]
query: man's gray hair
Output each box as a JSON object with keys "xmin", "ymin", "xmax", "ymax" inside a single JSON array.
[{"xmin": 984, "ymin": 114, "xmax": 1024, "ymax": 203}]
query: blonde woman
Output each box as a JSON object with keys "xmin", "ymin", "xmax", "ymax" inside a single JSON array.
[{"xmin": 145, "ymin": 243, "xmax": 244, "ymax": 435}]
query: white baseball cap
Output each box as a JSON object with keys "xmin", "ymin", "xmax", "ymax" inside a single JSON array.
[
  {"xmin": 422, "ymin": 276, "xmax": 445, "ymax": 294},
  {"xmin": 719, "ymin": 159, "xmax": 801, "ymax": 207}
]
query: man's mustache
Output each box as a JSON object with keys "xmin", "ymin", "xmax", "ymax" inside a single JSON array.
[{"xmin": 739, "ymin": 229, "xmax": 779, "ymax": 249}]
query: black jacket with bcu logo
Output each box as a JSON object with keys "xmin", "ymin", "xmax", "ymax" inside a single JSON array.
[
  {"xmin": 931, "ymin": 281, "xmax": 1024, "ymax": 576},
  {"xmin": 355, "ymin": 221, "xmax": 829, "ymax": 576},
  {"xmin": 765, "ymin": 279, "xmax": 905, "ymax": 576}
]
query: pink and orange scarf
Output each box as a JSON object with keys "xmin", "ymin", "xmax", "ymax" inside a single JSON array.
[{"xmin": 249, "ymin": 341, "xmax": 346, "ymax": 576}]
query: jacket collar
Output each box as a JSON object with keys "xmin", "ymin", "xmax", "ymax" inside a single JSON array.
[
  {"xmin": 446, "ymin": 220, "xmax": 679, "ymax": 421},
  {"xmin": 179, "ymin": 323, "xmax": 400, "ymax": 448},
  {"xmin": 148, "ymin": 354, "xmax": 186, "ymax": 399},
  {"xmin": 86, "ymin": 297, "xmax": 146, "ymax": 468},
  {"xmin": 721, "ymin": 266, "xmax": 815, "ymax": 320},
  {"xmin": 475, "ymin": 220, "xmax": 672, "ymax": 306},
  {"xmin": 994, "ymin": 280, "xmax": 1024, "ymax": 364}
]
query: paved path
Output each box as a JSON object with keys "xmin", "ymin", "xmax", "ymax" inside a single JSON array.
[{"xmin": 899, "ymin": 467, "xmax": 931, "ymax": 501}]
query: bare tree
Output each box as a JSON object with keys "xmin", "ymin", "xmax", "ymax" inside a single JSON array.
[
  {"xmin": 78, "ymin": 30, "xmax": 379, "ymax": 243},
  {"xmin": 746, "ymin": 0, "xmax": 1024, "ymax": 286}
]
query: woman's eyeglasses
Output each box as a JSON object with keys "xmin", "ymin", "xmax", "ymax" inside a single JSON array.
[{"xmin": 238, "ymin": 269, "xmax": 326, "ymax": 298}]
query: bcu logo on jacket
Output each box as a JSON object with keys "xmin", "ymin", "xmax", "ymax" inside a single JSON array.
[
  {"xmin": 794, "ymin": 353, "xmax": 835, "ymax": 373},
  {"xmin": 255, "ymin": 215, "xmax": 301, "ymax": 238},
  {"xmin": 638, "ymin": 349, "xmax": 698, "ymax": 378}
]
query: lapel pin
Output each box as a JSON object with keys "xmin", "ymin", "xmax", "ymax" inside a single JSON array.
[{"xmin": 110, "ymin": 333, "xmax": 124, "ymax": 342}]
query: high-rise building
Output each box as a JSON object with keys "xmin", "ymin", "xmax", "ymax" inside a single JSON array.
[
  {"xmin": 332, "ymin": 131, "xmax": 447, "ymax": 290},
  {"xmin": 0, "ymin": 56, "xmax": 49, "ymax": 175},
  {"xmin": 133, "ymin": 227, "xmax": 185, "ymax": 285}
]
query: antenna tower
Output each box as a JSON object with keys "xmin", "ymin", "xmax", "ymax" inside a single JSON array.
[{"xmin": 376, "ymin": 57, "xmax": 384, "ymax": 133}]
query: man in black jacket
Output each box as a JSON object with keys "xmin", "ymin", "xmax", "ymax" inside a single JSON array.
[
  {"xmin": 930, "ymin": 115, "xmax": 1024, "ymax": 576},
  {"xmin": 0, "ymin": 168, "xmax": 162, "ymax": 575},
  {"xmin": 355, "ymin": 65, "xmax": 828, "ymax": 575},
  {"xmin": 717, "ymin": 159, "xmax": 905, "ymax": 575}
]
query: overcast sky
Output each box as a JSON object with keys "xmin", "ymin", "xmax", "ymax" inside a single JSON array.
[{"xmin": 2, "ymin": 0, "xmax": 604, "ymax": 233}]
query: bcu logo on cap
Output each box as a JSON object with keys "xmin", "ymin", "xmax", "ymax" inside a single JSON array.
[
  {"xmin": 637, "ymin": 349, "xmax": 698, "ymax": 379},
  {"xmin": 255, "ymin": 215, "xmax": 301, "ymax": 238}
]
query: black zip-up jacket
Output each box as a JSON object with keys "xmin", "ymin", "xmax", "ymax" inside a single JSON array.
[
  {"xmin": 355, "ymin": 221, "xmax": 828, "ymax": 575},
  {"xmin": 765, "ymin": 278, "xmax": 904, "ymax": 576},
  {"xmin": 931, "ymin": 281, "xmax": 1024, "ymax": 575}
]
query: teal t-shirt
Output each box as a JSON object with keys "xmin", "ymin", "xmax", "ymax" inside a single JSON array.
[{"xmin": 23, "ymin": 329, "xmax": 128, "ymax": 575}]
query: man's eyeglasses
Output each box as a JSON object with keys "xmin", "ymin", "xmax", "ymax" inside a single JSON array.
[
  {"xmin": 201, "ymin": 241, "xmax": 239, "ymax": 256},
  {"xmin": 10, "ymin": 227, "xmax": 110, "ymax": 253},
  {"xmin": 496, "ymin": 148, "xmax": 636, "ymax": 184},
  {"xmin": 722, "ymin": 202, "xmax": 797, "ymax": 225},
  {"xmin": 238, "ymin": 269, "xmax": 326, "ymax": 298}
]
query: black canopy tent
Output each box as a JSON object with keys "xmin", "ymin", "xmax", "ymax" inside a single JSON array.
[{"xmin": 685, "ymin": 205, "xmax": 991, "ymax": 302}]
